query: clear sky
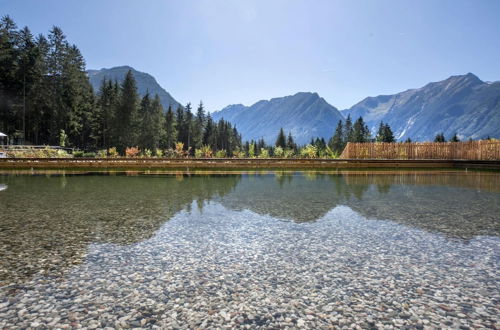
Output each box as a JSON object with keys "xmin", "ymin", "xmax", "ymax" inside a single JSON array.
[{"xmin": 2, "ymin": 0, "xmax": 500, "ymax": 111}]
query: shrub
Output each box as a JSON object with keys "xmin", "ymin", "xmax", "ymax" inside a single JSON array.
[
  {"xmin": 300, "ymin": 144, "xmax": 318, "ymax": 158},
  {"xmin": 155, "ymin": 148, "xmax": 164, "ymax": 158},
  {"xmin": 215, "ymin": 149, "xmax": 227, "ymax": 158},
  {"xmin": 258, "ymin": 148, "xmax": 269, "ymax": 158},
  {"xmin": 248, "ymin": 143, "xmax": 255, "ymax": 158},
  {"xmin": 323, "ymin": 146, "xmax": 339, "ymax": 159},
  {"xmin": 73, "ymin": 150, "xmax": 84, "ymax": 158},
  {"xmin": 97, "ymin": 149, "xmax": 107, "ymax": 158},
  {"xmin": 82, "ymin": 152, "xmax": 96, "ymax": 158},
  {"xmin": 144, "ymin": 148, "xmax": 153, "ymax": 157},
  {"xmin": 274, "ymin": 146, "xmax": 284, "ymax": 158},
  {"xmin": 125, "ymin": 147, "xmax": 140, "ymax": 158},
  {"xmin": 283, "ymin": 149, "xmax": 295, "ymax": 158},
  {"xmin": 174, "ymin": 142, "xmax": 189, "ymax": 158},
  {"xmin": 164, "ymin": 148, "xmax": 176, "ymax": 158},
  {"xmin": 108, "ymin": 147, "xmax": 119, "ymax": 158},
  {"xmin": 232, "ymin": 148, "xmax": 245, "ymax": 158},
  {"xmin": 195, "ymin": 145, "xmax": 213, "ymax": 158}
]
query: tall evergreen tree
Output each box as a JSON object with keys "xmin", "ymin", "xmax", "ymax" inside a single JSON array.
[
  {"xmin": 352, "ymin": 116, "xmax": 370, "ymax": 142},
  {"xmin": 344, "ymin": 114, "xmax": 354, "ymax": 143},
  {"xmin": 193, "ymin": 101, "xmax": 205, "ymax": 150},
  {"xmin": 115, "ymin": 70, "xmax": 139, "ymax": 152},
  {"xmin": 286, "ymin": 131, "xmax": 296, "ymax": 151},
  {"xmin": 434, "ymin": 132, "xmax": 446, "ymax": 142},
  {"xmin": 162, "ymin": 105, "xmax": 176, "ymax": 149},
  {"xmin": 275, "ymin": 127, "xmax": 286, "ymax": 148},
  {"xmin": 450, "ymin": 133, "xmax": 460, "ymax": 142},
  {"xmin": 138, "ymin": 92, "xmax": 164, "ymax": 151},
  {"xmin": 329, "ymin": 120, "xmax": 344, "ymax": 153}
]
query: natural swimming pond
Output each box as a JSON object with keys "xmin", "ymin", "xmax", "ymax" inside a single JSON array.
[{"xmin": 0, "ymin": 171, "xmax": 499, "ymax": 328}]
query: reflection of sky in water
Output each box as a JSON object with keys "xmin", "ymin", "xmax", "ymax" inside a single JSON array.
[{"xmin": 0, "ymin": 173, "xmax": 499, "ymax": 328}]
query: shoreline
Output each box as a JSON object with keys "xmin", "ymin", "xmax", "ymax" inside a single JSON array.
[{"xmin": 0, "ymin": 158, "xmax": 499, "ymax": 171}]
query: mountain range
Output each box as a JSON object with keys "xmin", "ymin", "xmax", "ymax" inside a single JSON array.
[
  {"xmin": 87, "ymin": 66, "xmax": 182, "ymax": 110},
  {"xmin": 212, "ymin": 93, "xmax": 344, "ymax": 144},
  {"xmin": 341, "ymin": 73, "xmax": 500, "ymax": 141},
  {"xmin": 87, "ymin": 66, "xmax": 500, "ymax": 143}
]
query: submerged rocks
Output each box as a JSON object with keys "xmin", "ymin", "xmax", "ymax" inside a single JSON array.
[{"xmin": 0, "ymin": 186, "xmax": 499, "ymax": 328}]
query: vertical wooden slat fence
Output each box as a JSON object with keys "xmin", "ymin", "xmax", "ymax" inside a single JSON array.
[{"xmin": 340, "ymin": 140, "xmax": 500, "ymax": 160}]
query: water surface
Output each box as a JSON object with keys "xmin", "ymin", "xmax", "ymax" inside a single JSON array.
[{"xmin": 0, "ymin": 171, "xmax": 499, "ymax": 328}]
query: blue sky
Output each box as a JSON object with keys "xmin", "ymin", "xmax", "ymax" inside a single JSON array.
[{"xmin": 2, "ymin": 0, "xmax": 500, "ymax": 111}]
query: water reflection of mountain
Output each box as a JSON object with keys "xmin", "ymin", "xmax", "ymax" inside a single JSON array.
[
  {"xmin": 220, "ymin": 173, "xmax": 500, "ymax": 239},
  {"xmin": 1, "ymin": 172, "xmax": 499, "ymax": 286},
  {"xmin": 0, "ymin": 174, "xmax": 240, "ymax": 285}
]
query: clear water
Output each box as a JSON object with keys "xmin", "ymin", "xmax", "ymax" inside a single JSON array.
[{"xmin": 0, "ymin": 172, "xmax": 499, "ymax": 328}]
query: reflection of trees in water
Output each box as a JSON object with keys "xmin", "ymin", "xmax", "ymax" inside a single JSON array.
[
  {"xmin": 221, "ymin": 172, "xmax": 500, "ymax": 239},
  {"xmin": 0, "ymin": 174, "xmax": 240, "ymax": 285}
]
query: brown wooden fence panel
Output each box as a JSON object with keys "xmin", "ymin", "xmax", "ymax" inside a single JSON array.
[{"xmin": 340, "ymin": 140, "xmax": 500, "ymax": 160}]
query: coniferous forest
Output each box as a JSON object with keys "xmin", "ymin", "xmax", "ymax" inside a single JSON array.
[{"xmin": 0, "ymin": 16, "xmax": 400, "ymax": 158}]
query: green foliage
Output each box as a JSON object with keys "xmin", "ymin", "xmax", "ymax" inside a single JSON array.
[
  {"xmin": 258, "ymin": 148, "xmax": 269, "ymax": 158},
  {"xmin": 59, "ymin": 130, "xmax": 68, "ymax": 147},
  {"xmin": 450, "ymin": 133, "xmax": 460, "ymax": 142},
  {"xmin": 97, "ymin": 149, "xmax": 107, "ymax": 158},
  {"xmin": 283, "ymin": 148, "xmax": 295, "ymax": 158},
  {"xmin": 232, "ymin": 148, "xmax": 245, "ymax": 158},
  {"xmin": 195, "ymin": 145, "xmax": 213, "ymax": 158},
  {"xmin": 376, "ymin": 121, "xmax": 395, "ymax": 143},
  {"xmin": 73, "ymin": 150, "xmax": 84, "ymax": 158},
  {"xmin": 107, "ymin": 147, "xmax": 119, "ymax": 158},
  {"xmin": 323, "ymin": 145, "xmax": 339, "ymax": 158},
  {"xmin": 275, "ymin": 128, "xmax": 286, "ymax": 148},
  {"xmin": 434, "ymin": 133, "xmax": 446, "ymax": 142},
  {"xmin": 155, "ymin": 148, "xmax": 164, "ymax": 157},
  {"xmin": 143, "ymin": 148, "xmax": 153, "ymax": 157},
  {"xmin": 300, "ymin": 144, "xmax": 318, "ymax": 158},
  {"xmin": 82, "ymin": 152, "xmax": 96, "ymax": 158},
  {"xmin": 248, "ymin": 142, "xmax": 256, "ymax": 158},
  {"xmin": 274, "ymin": 146, "xmax": 284, "ymax": 157},
  {"xmin": 215, "ymin": 149, "xmax": 226, "ymax": 158}
]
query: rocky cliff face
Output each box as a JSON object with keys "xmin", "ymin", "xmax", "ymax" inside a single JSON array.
[
  {"xmin": 342, "ymin": 73, "xmax": 500, "ymax": 141},
  {"xmin": 212, "ymin": 92, "xmax": 344, "ymax": 144}
]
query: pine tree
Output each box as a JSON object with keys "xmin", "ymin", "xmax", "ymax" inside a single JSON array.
[
  {"xmin": 352, "ymin": 116, "xmax": 370, "ymax": 142},
  {"xmin": 275, "ymin": 127, "xmax": 286, "ymax": 148},
  {"xmin": 450, "ymin": 133, "xmax": 460, "ymax": 142},
  {"xmin": 434, "ymin": 133, "xmax": 446, "ymax": 142},
  {"xmin": 377, "ymin": 122, "xmax": 395, "ymax": 143},
  {"xmin": 115, "ymin": 70, "xmax": 139, "ymax": 152},
  {"xmin": 162, "ymin": 105, "xmax": 176, "ymax": 149},
  {"xmin": 193, "ymin": 101, "xmax": 205, "ymax": 150},
  {"xmin": 287, "ymin": 132, "xmax": 296, "ymax": 151},
  {"xmin": 344, "ymin": 114, "xmax": 353, "ymax": 142},
  {"xmin": 329, "ymin": 120, "xmax": 344, "ymax": 153}
]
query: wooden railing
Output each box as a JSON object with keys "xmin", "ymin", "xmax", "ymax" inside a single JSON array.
[{"xmin": 340, "ymin": 140, "xmax": 500, "ymax": 160}]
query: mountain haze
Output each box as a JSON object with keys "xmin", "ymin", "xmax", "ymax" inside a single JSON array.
[
  {"xmin": 87, "ymin": 66, "xmax": 182, "ymax": 111},
  {"xmin": 212, "ymin": 92, "xmax": 344, "ymax": 145},
  {"xmin": 342, "ymin": 73, "xmax": 500, "ymax": 141}
]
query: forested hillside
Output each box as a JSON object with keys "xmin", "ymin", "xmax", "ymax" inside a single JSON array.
[{"xmin": 0, "ymin": 16, "xmax": 241, "ymax": 155}]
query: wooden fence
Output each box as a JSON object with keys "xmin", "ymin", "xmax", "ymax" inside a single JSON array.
[{"xmin": 340, "ymin": 140, "xmax": 500, "ymax": 160}]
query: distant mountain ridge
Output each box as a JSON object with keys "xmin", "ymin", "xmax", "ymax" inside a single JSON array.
[
  {"xmin": 87, "ymin": 66, "xmax": 182, "ymax": 111},
  {"xmin": 341, "ymin": 73, "xmax": 500, "ymax": 141},
  {"xmin": 87, "ymin": 66, "xmax": 500, "ymax": 143},
  {"xmin": 212, "ymin": 92, "xmax": 344, "ymax": 145}
]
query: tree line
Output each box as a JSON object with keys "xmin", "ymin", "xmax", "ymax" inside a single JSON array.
[{"xmin": 0, "ymin": 16, "xmax": 242, "ymax": 156}]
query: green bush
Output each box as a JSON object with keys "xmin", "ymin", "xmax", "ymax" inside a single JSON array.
[
  {"xmin": 82, "ymin": 152, "xmax": 96, "ymax": 158},
  {"xmin": 73, "ymin": 151, "xmax": 84, "ymax": 157}
]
